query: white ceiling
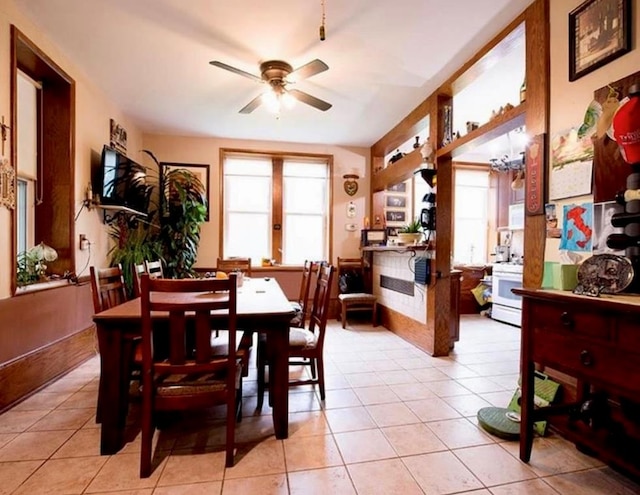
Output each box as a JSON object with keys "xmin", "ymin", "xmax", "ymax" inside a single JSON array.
[{"xmin": 14, "ymin": 0, "xmax": 534, "ymax": 148}]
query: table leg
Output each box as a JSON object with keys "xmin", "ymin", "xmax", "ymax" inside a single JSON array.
[
  {"xmin": 520, "ymin": 314, "xmax": 535, "ymax": 462},
  {"xmin": 266, "ymin": 324, "xmax": 289, "ymax": 439},
  {"xmin": 97, "ymin": 325, "xmax": 128, "ymax": 455}
]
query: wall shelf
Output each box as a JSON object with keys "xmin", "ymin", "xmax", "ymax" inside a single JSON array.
[
  {"xmin": 90, "ymin": 204, "xmax": 147, "ymax": 224},
  {"xmin": 436, "ymin": 102, "xmax": 526, "ymax": 159},
  {"xmin": 372, "ymin": 149, "xmax": 424, "ymax": 192}
]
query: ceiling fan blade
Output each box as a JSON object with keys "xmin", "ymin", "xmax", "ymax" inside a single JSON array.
[
  {"xmin": 287, "ymin": 89, "xmax": 332, "ymax": 111},
  {"xmin": 288, "ymin": 59, "xmax": 329, "ymax": 82},
  {"xmin": 239, "ymin": 94, "xmax": 263, "ymax": 114},
  {"xmin": 209, "ymin": 61, "xmax": 262, "ymax": 83}
]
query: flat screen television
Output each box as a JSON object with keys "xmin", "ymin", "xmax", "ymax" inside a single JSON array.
[{"xmin": 100, "ymin": 145, "xmax": 151, "ymax": 214}]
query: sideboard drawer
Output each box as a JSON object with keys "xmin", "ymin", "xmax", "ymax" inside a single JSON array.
[
  {"xmin": 532, "ymin": 328, "xmax": 640, "ymax": 398},
  {"xmin": 528, "ymin": 299, "xmax": 612, "ymax": 342}
]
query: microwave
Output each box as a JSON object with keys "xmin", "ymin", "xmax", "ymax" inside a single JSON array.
[{"xmin": 508, "ymin": 203, "xmax": 524, "ymax": 230}]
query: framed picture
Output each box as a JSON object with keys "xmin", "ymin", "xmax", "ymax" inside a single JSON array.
[
  {"xmin": 109, "ymin": 118, "xmax": 127, "ymax": 154},
  {"xmin": 385, "ymin": 210, "xmax": 406, "ymax": 223},
  {"xmin": 385, "ymin": 195, "xmax": 407, "ymax": 208},
  {"xmin": 386, "ymin": 226, "xmax": 400, "ymax": 237},
  {"xmin": 386, "ymin": 182, "xmax": 407, "ymax": 193},
  {"xmin": 569, "ymin": 0, "xmax": 631, "ymax": 81},
  {"xmin": 161, "ymin": 162, "xmax": 210, "ymax": 221}
]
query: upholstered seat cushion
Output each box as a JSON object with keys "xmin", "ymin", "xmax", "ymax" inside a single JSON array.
[
  {"xmin": 338, "ymin": 293, "xmax": 377, "ymax": 303},
  {"xmin": 289, "ymin": 327, "xmax": 317, "ymax": 350}
]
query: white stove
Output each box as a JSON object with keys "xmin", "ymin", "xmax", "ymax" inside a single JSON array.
[{"xmin": 492, "ymin": 263, "xmax": 523, "ymax": 327}]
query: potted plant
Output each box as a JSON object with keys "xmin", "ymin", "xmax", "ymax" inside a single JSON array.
[
  {"xmin": 16, "ymin": 242, "xmax": 58, "ymax": 287},
  {"xmin": 397, "ymin": 217, "xmax": 423, "ymax": 245}
]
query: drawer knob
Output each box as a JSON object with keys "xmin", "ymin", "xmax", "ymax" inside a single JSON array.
[
  {"xmin": 560, "ymin": 312, "xmax": 574, "ymax": 328},
  {"xmin": 580, "ymin": 350, "xmax": 594, "ymax": 367}
]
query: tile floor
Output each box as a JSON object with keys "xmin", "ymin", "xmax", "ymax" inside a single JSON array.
[{"xmin": 1, "ymin": 315, "xmax": 639, "ymax": 494}]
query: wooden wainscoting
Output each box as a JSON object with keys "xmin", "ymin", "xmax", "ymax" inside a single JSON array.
[{"xmin": 0, "ymin": 282, "xmax": 96, "ymax": 411}]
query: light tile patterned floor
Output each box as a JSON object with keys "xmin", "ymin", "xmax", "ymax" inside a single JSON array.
[{"xmin": 0, "ymin": 315, "xmax": 639, "ymax": 494}]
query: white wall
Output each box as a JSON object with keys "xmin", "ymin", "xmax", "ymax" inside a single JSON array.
[
  {"xmin": 546, "ymin": 0, "xmax": 640, "ymax": 262},
  {"xmin": 141, "ymin": 134, "xmax": 370, "ymax": 268}
]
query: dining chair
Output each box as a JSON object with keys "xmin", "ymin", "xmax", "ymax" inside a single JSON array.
[
  {"xmin": 144, "ymin": 259, "xmax": 164, "ymax": 278},
  {"xmin": 132, "ymin": 262, "xmax": 147, "ymax": 297},
  {"xmin": 289, "ymin": 260, "xmax": 316, "ymax": 328},
  {"xmin": 256, "ymin": 263, "xmax": 335, "ymax": 408},
  {"xmin": 139, "ymin": 273, "xmax": 241, "ymax": 477},
  {"xmin": 216, "ymin": 257, "xmax": 252, "ymax": 276},
  {"xmin": 216, "ymin": 257, "xmax": 253, "ymax": 369},
  {"xmin": 336, "ymin": 257, "xmax": 378, "ymax": 328},
  {"xmin": 89, "ymin": 264, "xmax": 141, "ymax": 421}
]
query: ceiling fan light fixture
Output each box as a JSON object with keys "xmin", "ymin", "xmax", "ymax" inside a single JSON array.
[
  {"xmin": 262, "ymin": 89, "xmax": 280, "ymax": 113},
  {"xmin": 282, "ymin": 92, "xmax": 296, "ymax": 109}
]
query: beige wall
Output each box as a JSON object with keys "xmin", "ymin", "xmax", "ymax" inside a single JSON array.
[
  {"xmin": 141, "ymin": 134, "xmax": 371, "ymax": 268},
  {"xmin": 0, "ymin": 0, "xmax": 143, "ymax": 299},
  {"xmin": 546, "ymin": 0, "xmax": 640, "ymax": 262}
]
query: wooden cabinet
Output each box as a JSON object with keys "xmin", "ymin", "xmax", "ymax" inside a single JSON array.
[
  {"xmin": 454, "ymin": 265, "xmax": 491, "ymax": 314},
  {"xmin": 517, "ymin": 289, "xmax": 640, "ymax": 477}
]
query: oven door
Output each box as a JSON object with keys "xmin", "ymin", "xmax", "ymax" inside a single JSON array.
[{"xmin": 492, "ymin": 272, "xmax": 523, "ymax": 309}]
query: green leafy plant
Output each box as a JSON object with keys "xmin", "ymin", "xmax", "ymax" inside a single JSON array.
[
  {"xmin": 399, "ymin": 217, "xmax": 422, "ymax": 233},
  {"xmin": 159, "ymin": 168, "xmax": 208, "ymax": 279},
  {"xmin": 107, "ymin": 151, "xmax": 208, "ymax": 291},
  {"xmin": 16, "ymin": 242, "xmax": 58, "ymax": 287}
]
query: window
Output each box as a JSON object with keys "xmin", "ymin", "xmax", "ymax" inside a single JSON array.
[
  {"xmin": 11, "ymin": 26, "xmax": 76, "ymax": 293},
  {"xmin": 222, "ymin": 151, "xmax": 332, "ymax": 265},
  {"xmin": 453, "ymin": 168, "xmax": 490, "ymax": 265}
]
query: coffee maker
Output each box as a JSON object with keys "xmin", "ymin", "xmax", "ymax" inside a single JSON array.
[{"xmin": 495, "ymin": 245, "xmax": 510, "ymax": 263}]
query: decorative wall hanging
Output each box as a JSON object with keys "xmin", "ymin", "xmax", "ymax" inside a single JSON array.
[
  {"xmin": 110, "ymin": 118, "xmax": 127, "ymax": 154},
  {"xmin": 0, "ymin": 117, "xmax": 14, "ymax": 210},
  {"xmin": 569, "ymin": 0, "xmax": 631, "ymax": 82},
  {"xmin": 161, "ymin": 162, "xmax": 210, "ymax": 221},
  {"xmin": 525, "ymin": 133, "xmax": 546, "ymax": 215},
  {"xmin": 343, "ymin": 174, "xmax": 359, "ymax": 196}
]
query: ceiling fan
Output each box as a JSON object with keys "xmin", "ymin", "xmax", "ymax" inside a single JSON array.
[{"xmin": 209, "ymin": 59, "xmax": 332, "ymax": 114}]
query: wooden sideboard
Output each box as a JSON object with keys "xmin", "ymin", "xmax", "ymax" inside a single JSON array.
[{"xmin": 516, "ymin": 289, "xmax": 640, "ymax": 478}]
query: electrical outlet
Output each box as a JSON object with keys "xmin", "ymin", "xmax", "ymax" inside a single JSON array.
[{"xmin": 79, "ymin": 234, "xmax": 89, "ymax": 251}]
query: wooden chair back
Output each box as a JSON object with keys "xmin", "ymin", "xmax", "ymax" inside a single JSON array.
[
  {"xmin": 337, "ymin": 256, "xmax": 368, "ymax": 293},
  {"xmin": 216, "ymin": 257, "xmax": 252, "ymax": 276},
  {"xmin": 139, "ymin": 273, "xmax": 239, "ymax": 475},
  {"xmin": 292, "ymin": 260, "xmax": 316, "ymax": 328},
  {"xmin": 307, "ymin": 263, "xmax": 335, "ymax": 350},
  {"xmin": 144, "ymin": 260, "xmax": 164, "ymax": 279},
  {"xmin": 132, "ymin": 263, "xmax": 147, "ymax": 298},
  {"xmin": 90, "ymin": 264, "xmax": 128, "ymax": 313}
]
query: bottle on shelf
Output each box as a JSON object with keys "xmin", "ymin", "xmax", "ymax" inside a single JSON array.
[{"xmin": 519, "ymin": 78, "xmax": 526, "ymax": 104}]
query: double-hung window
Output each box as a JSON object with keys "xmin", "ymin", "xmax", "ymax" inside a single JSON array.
[
  {"xmin": 222, "ymin": 150, "xmax": 332, "ymax": 265},
  {"xmin": 453, "ymin": 167, "xmax": 490, "ymax": 265}
]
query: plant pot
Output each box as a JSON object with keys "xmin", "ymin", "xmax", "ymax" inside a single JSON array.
[{"xmin": 397, "ymin": 233, "xmax": 423, "ymax": 245}]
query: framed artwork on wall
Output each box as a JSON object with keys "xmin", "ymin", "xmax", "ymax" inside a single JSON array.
[
  {"xmin": 569, "ymin": 0, "xmax": 631, "ymax": 81},
  {"xmin": 161, "ymin": 162, "xmax": 210, "ymax": 221}
]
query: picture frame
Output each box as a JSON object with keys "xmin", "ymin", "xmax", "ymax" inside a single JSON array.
[
  {"xmin": 109, "ymin": 118, "xmax": 127, "ymax": 154},
  {"xmin": 385, "ymin": 210, "xmax": 406, "ymax": 223},
  {"xmin": 569, "ymin": 0, "xmax": 631, "ymax": 82},
  {"xmin": 161, "ymin": 162, "xmax": 210, "ymax": 221},
  {"xmin": 386, "ymin": 182, "xmax": 407, "ymax": 193},
  {"xmin": 385, "ymin": 195, "xmax": 407, "ymax": 208}
]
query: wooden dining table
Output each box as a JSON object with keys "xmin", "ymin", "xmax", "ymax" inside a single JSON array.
[{"xmin": 93, "ymin": 277, "xmax": 295, "ymax": 455}]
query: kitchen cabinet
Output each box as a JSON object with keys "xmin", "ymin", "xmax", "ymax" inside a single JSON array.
[{"xmin": 453, "ymin": 265, "xmax": 492, "ymax": 314}]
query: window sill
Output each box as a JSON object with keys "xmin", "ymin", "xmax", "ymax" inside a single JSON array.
[{"xmin": 15, "ymin": 279, "xmax": 71, "ymax": 295}]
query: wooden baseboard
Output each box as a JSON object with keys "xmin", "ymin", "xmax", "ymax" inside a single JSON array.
[
  {"xmin": 0, "ymin": 326, "xmax": 97, "ymax": 412},
  {"xmin": 379, "ymin": 305, "xmax": 434, "ymax": 355}
]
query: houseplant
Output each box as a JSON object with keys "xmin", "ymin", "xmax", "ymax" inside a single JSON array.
[
  {"xmin": 107, "ymin": 151, "xmax": 208, "ymax": 290},
  {"xmin": 16, "ymin": 242, "xmax": 58, "ymax": 287},
  {"xmin": 397, "ymin": 217, "xmax": 423, "ymax": 245}
]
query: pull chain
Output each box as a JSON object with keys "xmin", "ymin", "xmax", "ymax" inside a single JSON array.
[{"xmin": 319, "ymin": 0, "xmax": 326, "ymax": 41}]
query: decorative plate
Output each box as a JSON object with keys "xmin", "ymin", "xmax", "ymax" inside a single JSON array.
[{"xmin": 575, "ymin": 254, "xmax": 634, "ymax": 296}]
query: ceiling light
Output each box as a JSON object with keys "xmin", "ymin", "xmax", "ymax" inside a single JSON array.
[{"xmin": 261, "ymin": 86, "xmax": 296, "ymax": 114}]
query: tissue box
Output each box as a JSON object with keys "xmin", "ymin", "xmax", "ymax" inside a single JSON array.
[{"xmin": 552, "ymin": 264, "xmax": 578, "ymax": 291}]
